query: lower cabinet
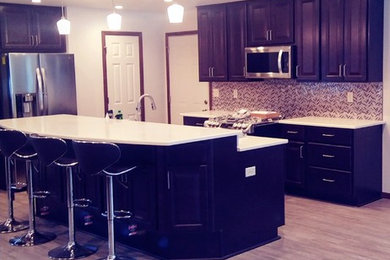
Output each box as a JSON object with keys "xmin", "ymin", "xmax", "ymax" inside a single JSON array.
[
  {"xmin": 182, "ymin": 116, "xmax": 208, "ymax": 127},
  {"xmin": 254, "ymin": 123, "xmax": 383, "ymax": 206}
]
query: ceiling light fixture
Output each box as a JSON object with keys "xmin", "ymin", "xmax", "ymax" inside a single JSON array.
[
  {"xmin": 114, "ymin": 5, "xmax": 123, "ymax": 10},
  {"xmin": 167, "ymin": 3, "xmax": 184, "ymax": 23},
  {"xmin": 32, "ymin": 0, "xmax": 41, "ymax": 3},
  {"xmin": 107, "ymin": 0, "xmax": 122, "ymax": 30},
  {"xmin": 57, "ymin": 0, "xmax": 70, "ymax": 35}
]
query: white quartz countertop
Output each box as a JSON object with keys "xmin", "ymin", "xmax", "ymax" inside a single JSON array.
[
  {"xmin": 180, "ymin": 110, "xmax": 232, "ymax": 118},
  {"xmin": 237, "ymin": 136, "xmax": 288, "ymax": 152},
  {"xmin": 279, "ymin": 116, "xmax": 384, "ymax": 129},
  {"xmin": 0, "ymin": 115, "xmax": 241, "ymax": 146}
]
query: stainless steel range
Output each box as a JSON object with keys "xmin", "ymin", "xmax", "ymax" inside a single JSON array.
[{"xmin": 204, "ymin": 110, "xmax": 282, "ymax": 134}]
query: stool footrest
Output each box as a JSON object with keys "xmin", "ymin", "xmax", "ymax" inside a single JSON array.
[
  {"xmin": 74, "ymin": 198, "xmax": 92, "ymax": 208},
  {"xmin": 101, "ymin": 210, "xmax": 132, "ymax": 219},
  {"xmin": 11, "ymin": 182, "xmax": 27, "ymax": 192},
  {"xmin": 33, "ymin": 190, "xmax": 50, "ymax": 199}
]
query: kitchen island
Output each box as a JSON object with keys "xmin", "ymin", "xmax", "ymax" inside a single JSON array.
[{"xmin": 0, "ymin": 115, "xmax": 287, "ymax": 259}]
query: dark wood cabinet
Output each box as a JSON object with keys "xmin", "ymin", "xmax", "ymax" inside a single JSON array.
[
  {"xmin": 182, "ymin": 116, "xmax": 208, "ymax": 127},
  {"xmin": 321, "ymin": 0, "xmax": 383, "ymax": 82},
  {"xmin": 197, "ymin": 5, "xmax": 227, "ymax": 81},
  {"xmin": 226, "ymin": 2, "xmax": 247, "ymax": 81},
  {"xmin": 0, "ymin": 4, "xmax": 66, "ymax": 52},
  {"xmin": 247, "ymin": 0, "xmax": 294, "ymax": 46},
  {"xmin": 295, "ymin": 0, "xmax": 320, "ymax": 81},
  {"xmin": 286, "ymin": 141, "xmax": 305, "ymax": 190}
]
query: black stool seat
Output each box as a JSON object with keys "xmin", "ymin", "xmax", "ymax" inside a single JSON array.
[
  {"xmin": 72, "ymin": 140, "xmax": 137, "ymax": 260},
  {"xmin": 29, "ymin": 135, "xmax": 97, "ymax": 260},
  {"xmin": 0, "ymin": 129, "xmax": 28, "ymax": 233}
]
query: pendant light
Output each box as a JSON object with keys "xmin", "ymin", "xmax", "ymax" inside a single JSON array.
[
  {"xmin": 167, "ymin": 3, "xmax": 184, "ymax": 23},
  {"xmin": 107, "ymin": 0, "xmax": 122, "ymax": 30},
  {"xmin": 57, "ymin": 0, "xmax": 70, "ymax": 35}
]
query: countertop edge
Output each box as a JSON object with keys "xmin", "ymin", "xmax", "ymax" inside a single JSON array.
[{"xmin": 237, "ymin": 136, "xmax": 288, "ymax": 152}]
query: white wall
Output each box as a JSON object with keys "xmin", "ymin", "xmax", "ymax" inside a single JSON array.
[
  {"xmin": 67, "ymin": 6, "xmax": 167, "ymax": 123},
  {"xmin": 382, "ymin": 1, "xmax": 390, "ymax": 193}
]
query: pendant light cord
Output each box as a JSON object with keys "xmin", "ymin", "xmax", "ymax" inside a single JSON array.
[{"xmin": 61, "ymin": 0, "xmax": 65, "ymax": 18}]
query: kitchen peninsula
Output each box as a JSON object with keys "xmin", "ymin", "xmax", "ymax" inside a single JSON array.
[{"xmin": 0, "ymin": 114, "xmax": 287, "ymax": 259}]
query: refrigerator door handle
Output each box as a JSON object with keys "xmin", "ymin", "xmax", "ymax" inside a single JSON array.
[
  {"xmin": 36, "ymin": 68, "xmax": 44, "ymax": 115},
  {"xmin": 40, "ymin": 67, "xmax": 48, "ymax": 115}
]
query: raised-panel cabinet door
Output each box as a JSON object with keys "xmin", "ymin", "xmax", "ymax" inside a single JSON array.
[
  {"xmin": 321, "ymin": 0, "xmax": 345, "ymax": 81},
  {"xmin": 295, "ymin": 0, "xmax": 320, "ymax": 81},
  {"xmin": 269, "ymin": 0, "xmax": 294, "ymax": 44},
  {"xmin": 285, "ymin": 141, "xmax": 306, "ymax": 190},
  {"xmin": 247, "ymin": 0, "xmax": 269, "ymax": 46},
  {"xmin": 227, "ymin": 2, "xmax": 247, "ymax": 81},
  {"xmin": 210, "ymin": 5, "xmax": 227, "ymax": 81},
  {"xmin": 33, "ymin": 7, "xmax": 65, "ymax": 52},
  {"xmin": 0, "ymin": 6, "xmax": 33, "ymax": 50},
  {"xmin": 343, "ymin": 0, "xmax": 367, "ymax": 81},
  {"xmin": 197, "ymin": 8, "xmax": 212, "ymax": 81}
]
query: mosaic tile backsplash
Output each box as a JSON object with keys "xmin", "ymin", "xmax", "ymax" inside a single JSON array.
[{"xmin": 212, "ymin": 80, "xmax": 383, "ymax": 120}]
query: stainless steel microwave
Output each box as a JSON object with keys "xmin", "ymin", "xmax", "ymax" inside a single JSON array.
[{"xmin": 245, "ymin": 46, "xmax": 293, "ymax": 79}]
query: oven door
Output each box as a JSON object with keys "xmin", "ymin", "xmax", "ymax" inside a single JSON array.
[{"xmin": 245, "ymin": 46, "xmax": 292, "ymax": 79}]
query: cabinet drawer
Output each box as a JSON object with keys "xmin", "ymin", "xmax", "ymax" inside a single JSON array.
[
  {"xmin": 307, "ymin": 167, "xmax": 352, "ymax": 202},
  {"xmin": 307, "ymin": 144, "xmax": 351, "ymax": 171},
  {"xmin": 280, "ymin": 125, "xmax": 305, "ymax": 141},
  {"xmin": 183, "ymin": 116, "xmax": 207, "ymax": 127},
  {"xmin": 306, "ymin": 126, "xmax": 353, "ymax": 145}
]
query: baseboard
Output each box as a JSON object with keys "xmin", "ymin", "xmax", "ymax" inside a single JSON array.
[{"xmin": 382, "ymin": 192, "xmax": 390, "ymax": 199}]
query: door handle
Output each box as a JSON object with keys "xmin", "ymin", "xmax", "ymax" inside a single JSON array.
[
  {"xmin": 343, "ymin": 64, "xmax": 346, "ymax": 77},
  {"xmin": 208, "ymin": 67, "xmax": 211, "ymax": 77},
  {"xmin": 30, "ymin": 35, "xmax": 34, "ymax": 46},
  {"xmin": 266, "ymin": 30, "xmax": 269, "ymax": 41},
  {"xmin": 269, "ymin": 30, "xmax": 272, "ymax": 41},
  {"xmin": 40, "ymin": 68, "xmax": 48, "ymax": 115},
  {"xmin": 35, "ymin": 35, "xmax": 39, "ymax": 46},
  {"xmin": 277, "ymin": 49, "xmax": 283, "ymax": 74},
  {"xmin": 211, "ymin": 67, "xmax": 215, "ymax": 77},
  {"xmin": 338, "ymin": 64, "xmax": 343, "ymax": 77},
  {"xmin": 299, "ymin": 145, "xmax": 304, "ymax": 159},
  {"xmin": 296, "ymin": 65, "xmax": 300, "ymax": 77},
  {"xmin": 322, "ymin": 154, "xmax": 335, "ymax": 158},
  {"xmin": 167, "ymin": 171, "xmax": 171, "ymax": 190},
  {"xmin": 243, "ymin": 66, "xmax": 246, "ymax": 77},
  {"xmin": 36, "ymin": 68, "xmax": 44, "ymax": 114}
]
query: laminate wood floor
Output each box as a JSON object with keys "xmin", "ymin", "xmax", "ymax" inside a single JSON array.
[{"xmin": 1, "ymin": 191, "xmax": 390, "ymax": 260}]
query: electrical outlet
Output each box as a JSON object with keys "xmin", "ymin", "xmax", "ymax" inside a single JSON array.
[
  {"xmin": 245, "ymin": 166, "xmax": 256, "ymax": 178},
  {"xmin": 347, "ymin": 92, "xmax": 353, "ymax": 103},
  {"xmin": 233, "ymin": 89, "xmax": 238, "ymax": 99},
  {"xmin": 212, "ymin": 88, "xmax": 220, "ymax": 98}
]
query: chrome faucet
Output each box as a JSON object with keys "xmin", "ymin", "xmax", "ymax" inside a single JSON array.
[{"xmin": 136, "ymin": 94, "xmax": 157, "ymax": 121}]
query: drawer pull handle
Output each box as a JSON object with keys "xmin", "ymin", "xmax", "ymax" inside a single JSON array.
[
  {"xmin": 322, "ymin": 154, "xmax": 335, "ymax": 158},
  {"xmin": 287, "ymin": 131, "xmax": 298, "ymax": 134},
  {"xmin": 322, "ymin": 178, "xmax": 335, "ymax": 183},
  {"xmin": 322, "ymin": 134, "xmax": 335, "ymax": 137},
  {"xmin": 195, "ymin": 123, "xmax": 204, "ymax": 126}
]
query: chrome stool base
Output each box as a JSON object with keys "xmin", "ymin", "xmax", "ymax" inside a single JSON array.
[
  {"xmin": 9, "ymin": 230, "xmax": 56, "ymax": 247},
  {"xmin": 0, "ymin": 218, "xmax": 28, "ymax": 233},
  {"xmin": 48, "ymin": 242, "xmax": 98, "ymax": 259}
]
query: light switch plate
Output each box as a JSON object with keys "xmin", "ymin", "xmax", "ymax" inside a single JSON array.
[
  {"xmin": 347, "ymin": 92, "xmax": 353, "ymax": 103},
  {"xmin": 213, "ymin": 88, "xmax": 220, "ymax": 98},
  {"xmin": 245, "ymin": 166, "xmax": 256, "ymax": 177}
]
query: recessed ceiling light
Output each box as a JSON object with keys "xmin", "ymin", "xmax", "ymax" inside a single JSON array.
[
  {"xmin": 164, "ymin": 0, "xmax": 173, "ymax": 3},
  {"xmin": 114, "ymin": 5, "xmax": 123, "ymax": 10},
  {"xmin": 32, "ymin": 0, "xmax": 41, "ymax": 3}
]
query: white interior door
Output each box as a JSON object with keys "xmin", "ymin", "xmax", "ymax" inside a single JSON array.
[
  {"xmin": 106, "ymin": 35, "xmax": 141, "ymax": 120},
  {"xmin": 168, "ymin": 33, "xmax": 209, "ymax": 125}
]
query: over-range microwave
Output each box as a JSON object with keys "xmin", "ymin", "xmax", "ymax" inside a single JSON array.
[{"xmin": 245, "ymin": 45, "xmax": 293, "ymax": 79}]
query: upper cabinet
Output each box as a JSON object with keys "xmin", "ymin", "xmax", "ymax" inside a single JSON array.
[
  {"xmin": 295, "ymin": 0, "xmax": 320, "ymax": 81},
  {"xmin": 247, "ymin": 0, "xmax": 294, "ymax": 46},
  {"xmin": 226, "ymin": 2, "xmax": 247, "ymax": 81},
  {"xmin": 0, "ymin": 4, "xmax": 66, "ymax": 52},
  {"xmin": 321, "ymin": 0, "xmax": 383, "ymax": 82},
  {"xmin": 197, "ymin": 5, "xmax": 227, "ymax": 82}
]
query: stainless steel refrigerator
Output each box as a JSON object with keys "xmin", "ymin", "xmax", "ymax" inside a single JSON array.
[{"xmin": 0, "ymin": 53, "xmax": 77, "ymax": 119}]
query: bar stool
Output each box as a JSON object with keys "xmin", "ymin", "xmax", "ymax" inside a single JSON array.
[
  {"xmin": 0, "ymin": 129, "xmax": 28, "ymax": 233},
  {"xmin": 29, "ymin": 134, "xmax": 97, "ymax": 259},
  {"xmin": 6, "ymin": 130, "xmax": 56, "ymax": 246},
  {"xmin": 72, "ymin": 140, "xmax": 137, "ymax": 260}
]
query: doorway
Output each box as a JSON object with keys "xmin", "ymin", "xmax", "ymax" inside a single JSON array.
[
  {"xmin": 166, "ymin": 31, "xmax": 210, "ymax": 124},
  {"xmin": 102, "ymin": 31, "xmax": 145, "ymax": 120}
]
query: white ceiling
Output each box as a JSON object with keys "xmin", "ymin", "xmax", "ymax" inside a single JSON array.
[{"xmin": 0, "ymin": 0, "xmax": 241, "ymax": 12}]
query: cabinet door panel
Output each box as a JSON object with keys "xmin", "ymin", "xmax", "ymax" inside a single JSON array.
[
  {"xmin": 197, "ymin": 8, "xmax": 212, "ymax": 81},
  {"xmin": 167, "ymin": 165, "xmax": 209, "ymax": 231},
  {"xmin": 211, "ymin": 6, "xmax": 227, "ymax": 80},
  {"xmin": 270, "ymin": 0, "xmax": 294, "ymax": 44},
  {"xmin": 247, "ymin": 0, "xmax": 269, "ymax": 46},
  {"xmin": 321, "ymin": 0, "xmax": 344, "ymax": 81},
  {"xmin": 227, "ymin": 2, "xmax": 247, "ymax": 81},
  {"xmin": 344, "ymin": 0, "xmax": 367, "ymax": 81},
  {"xmin": 295, "ymin": 0, "xmax": 320, "ymax": 81},
  {"xmin": 285, "ymin": 141, "xmax": 305, "ymax": 189},
  {"xmin": 33, "ymin": 7, "xmax": 65, "ymax": 51},
  {"xmin": 1, "ymin": 6, "xmax": 32, "ymax": 49}
]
